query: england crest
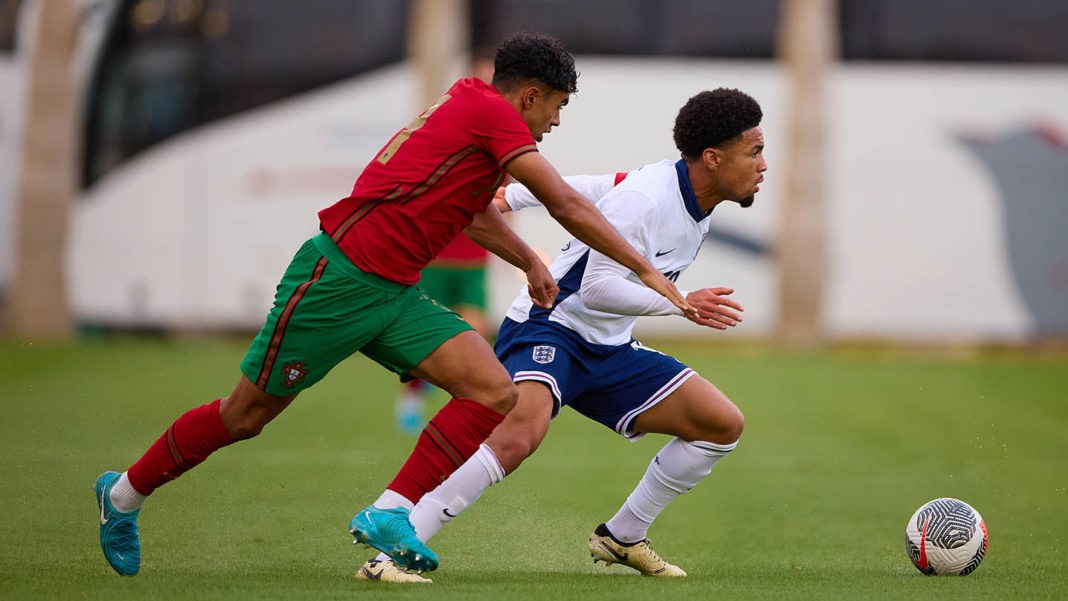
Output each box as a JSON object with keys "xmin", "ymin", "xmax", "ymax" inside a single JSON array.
[{"xmin": 532, "ymin": 345, "xmax": 556, "ymax": 364}]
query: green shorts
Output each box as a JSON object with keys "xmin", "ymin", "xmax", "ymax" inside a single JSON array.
[
  {"xmin": 418, "ymin": 264, "xmax": 488, "ymax": 310},
  {"xmin": 240, "ymin": 233, "xmax": 473, "ymax": 396}
]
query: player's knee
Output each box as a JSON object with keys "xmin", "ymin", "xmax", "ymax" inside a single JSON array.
[
  {"xmin": 491, "ymin": 429, "xmax": 540, "ymax": 471},
  {"xmin": 223, "ymin": 378, "xmax": 292, "ymax": 440},
  {"xmin": 723, "ymin": 406, "xmax": 745, "ymax": 443},
  {"xmin": 695, "ymin": 403, "xmax": 744, "ymax": 445}
]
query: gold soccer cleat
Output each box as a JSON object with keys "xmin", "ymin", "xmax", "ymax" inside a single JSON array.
[
  {"xmin": 355, "ymin": 558, "xmax": 433, "ymax": 584},
  {"xmin": 588, "ymin": 523, "xmax": 687, "ymax": 577}
]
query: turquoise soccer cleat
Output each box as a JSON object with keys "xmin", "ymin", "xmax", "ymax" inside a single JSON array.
[
  {"xmin": 349, "ymin": 506, "xmax": 439, "ymax": 572},
  {"xmin": 94, "ymin": 471, "xmax": 142, "ymax": 576}
]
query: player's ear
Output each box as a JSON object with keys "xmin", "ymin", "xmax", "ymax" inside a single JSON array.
[
  {"xmin": 703, "ymin": 147, "xmax": 722, "ymax": 170},
  {"xmin": 521, "ymin": 85, "xmax": 541, "ymax": 108}
]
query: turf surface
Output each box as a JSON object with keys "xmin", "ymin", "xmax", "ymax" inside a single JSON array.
[{"xmin": 0, "ymin": 337, "xmax": 1065, "ymax": 600}]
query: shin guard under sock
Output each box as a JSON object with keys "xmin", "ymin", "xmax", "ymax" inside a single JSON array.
[
  {"xmin": 126, "ymin": 399, "xmax": 235, "ymax": 495},
  {"xmin": 386, "ymin": 397, "xmax": 505, "ymax": 504}
]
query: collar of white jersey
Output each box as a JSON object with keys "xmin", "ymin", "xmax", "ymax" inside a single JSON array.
[{"xmin": 674, "ymin": 159, "xmax": 711, "ymax": 222}]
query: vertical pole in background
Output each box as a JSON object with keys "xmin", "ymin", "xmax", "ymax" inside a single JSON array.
[
  {"xmin": 6, "ymin": 0, "xmax": 79, "ymax": 339},
  {"xmin": 408, "ymin": 0, "xmax": 468, "ymax": 107},
  {"xmin": 775, "ymin": 0, "xmax": 837, "ymax": 348}
]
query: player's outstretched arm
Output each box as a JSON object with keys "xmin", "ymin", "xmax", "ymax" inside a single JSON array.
[
  {"xmin": 582, "ymin": 242, "xmax": 745, "ymax": 329},
  {"xmin": 464, "ymin": 204, "xmax": 558, "ymax": 308},
  {"xmin": 504, "ymin": 152, "xmax": 695, "ymax": 317}
]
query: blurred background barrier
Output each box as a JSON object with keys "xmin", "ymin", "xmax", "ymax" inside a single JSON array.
[{"xmin": 1, "ymin": 0, "xmax": 1065, "ymax": 344}]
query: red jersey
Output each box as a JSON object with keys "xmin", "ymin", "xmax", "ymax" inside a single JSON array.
[{"xmin": 318, "ymin": 78, "xmax": 537, "ymax": 284}]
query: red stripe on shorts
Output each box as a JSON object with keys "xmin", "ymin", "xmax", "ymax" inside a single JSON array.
[{"xmin": 255, "ymin": 256, "xmax": 330, "ymax": 390}]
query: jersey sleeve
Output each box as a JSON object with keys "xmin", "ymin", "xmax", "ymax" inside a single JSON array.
[
  {"xmin": 579, "ymin": 190, "xmax": 685, "ymax": 317},
  {"xmin": 504, "ymin": 173, "xmax": 620, "ymax": 212},
  {"xmin": 470, "ymin": 95, "xmax": 539, "ymax": 167}
]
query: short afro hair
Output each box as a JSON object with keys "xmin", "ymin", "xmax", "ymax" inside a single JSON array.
[
  {"xmin": 492, "ymin": 31, "xmax": 579, "ymax": 95},
  {"xmin": 673, "ymin": 89, "xmax": 762, "ymax": 160}
]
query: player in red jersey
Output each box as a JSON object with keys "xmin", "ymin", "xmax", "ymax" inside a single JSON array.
[
  {"xmin": 93, "ymin": 31, "xmax": 693, "ymax": 577},
  {"xmin": 393, "ymin": 53, "xmax": 498, "ymax": 435}
]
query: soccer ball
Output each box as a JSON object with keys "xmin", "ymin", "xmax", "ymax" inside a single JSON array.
[{"xmin": 904, "ymin": 498, "xmax": 987, "ymax": 576}]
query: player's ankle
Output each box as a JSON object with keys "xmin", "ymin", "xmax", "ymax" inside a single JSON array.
[{"xmin": 109, "ymin": 472, "xmax": 147, "ymax": 513}]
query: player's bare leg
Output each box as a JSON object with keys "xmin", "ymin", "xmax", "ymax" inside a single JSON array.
[
  {"xmin": 351, "ymin": 331, "xmax": 517, "ymax": 572},
  {"xmin": 481, "ymin": 381, "xmax": 553, "ymax": 472},
  {"xmin": 632, "ymin": 376, "xmax": 743, "ymax": 444},
  {"xmin": 409, "ymin": 329, "xmax": 517, "ymax": 414},
  {"xmin": 219, "ymin": 376, "xmax": 298, "ymax": 439},
  {"xmin": 97, "ymin": 377, "xmax": 294, "ymax": 575},
  {"xmin": 590, "ymin": 376, "xmax": 743, "ymax": 577},
  {"xmin": 395, "ymin": 304, "xmax": 493, "ymax": 434},
  {"xmin": 357, "ymin": 381, "xmax": 553, "ymax": 583},
  {"xmin": 388, "ymin": 381, "xmax": 553, "ymax": 551}
]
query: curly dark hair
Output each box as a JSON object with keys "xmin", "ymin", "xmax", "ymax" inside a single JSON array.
[
  {"xmin": 673, "ymin": 89, "xmax": 762, "ymax": 159},
  {"xmin": 492, "ymin": 32, "xmax": 579, "ymax": 95}
]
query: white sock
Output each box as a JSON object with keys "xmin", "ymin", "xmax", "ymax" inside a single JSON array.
[
  {"xmin": 369, "ymin": 491, "xmax": 417, "ymax": 561},
  {"xmin": 372, "ymin": 489, "xmax": 414, "ymax": 511},
  {"xmin": 605, "ymin": 438, "xmax": 736, "ymax": 543},
  {"xmin": 108, "ymin": 472, "xmax": 146, "ymax": 513},
  {"xmin": 367, "ymin": 447, "xmax": 504, "ymax": 565},
  {"xmin": 409, "ymin": 444, "xmax": 505, "ymax": 542}
]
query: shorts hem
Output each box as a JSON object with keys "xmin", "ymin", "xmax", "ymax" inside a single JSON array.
[{"xmin": 512, "ymin": 371, "xmax": 563, "ymax": 417}]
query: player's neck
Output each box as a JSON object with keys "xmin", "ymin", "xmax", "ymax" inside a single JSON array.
[
  {"xmin": 687, "ymin": 169, "xmax": 728, "ymax": 213},
  {"xmin": 499, "ymin": 90, "xmax": 522, "ymax": 113}
]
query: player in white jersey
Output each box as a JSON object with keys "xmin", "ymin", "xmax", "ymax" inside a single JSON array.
[{"xmin": 355, "ymin": 88, "xmax": 765, "ymax": 582}]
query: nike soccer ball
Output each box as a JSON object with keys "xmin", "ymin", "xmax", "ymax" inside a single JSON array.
[{"xmin": 904, "ymin": 497, "xmax": 987, "ymax": 576}]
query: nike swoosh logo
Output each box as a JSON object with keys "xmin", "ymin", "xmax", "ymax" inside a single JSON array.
[
  {"xmin": 918, "ymin": 516, "xmax": 930, "ymax": 570},
  {"xmin": 442, "ymin": 508, "xmax": 457, "ymax": 518},
  {"xmin": 655, "ymin": 248, "xmax": 676, "ymax": 257},
  {"xmin": 601, "ymin": 543, "xmax": 628, "ymax": 563},
  {"xmin": 99, "ymin": 488, "xmax": 109, "ymax": 525}
]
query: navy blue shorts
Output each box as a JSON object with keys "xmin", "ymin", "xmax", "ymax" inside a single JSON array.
[{"xmin": 495, "ymin": 318, "xmax": 695, "ymax": 440}]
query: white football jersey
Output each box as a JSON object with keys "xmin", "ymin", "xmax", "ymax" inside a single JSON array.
[{"xmin": 505, "ymin": 159, "xmax": 712, "ymax": 346}]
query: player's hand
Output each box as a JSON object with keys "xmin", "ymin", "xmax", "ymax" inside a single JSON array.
[
  {"xmin": 637, "ymin": 269, "xmax": 698, "ymax": 318},
  {"xmin": 491, "ymin": 186, "xmax": 511, "ymax": 213},
  {"xmin": 683, "ymin": 287, "xmax": 745, "ymax": 330},
  {"xmin": 525, "ymin": 259, "xmax": 558, "ymax": 309}
]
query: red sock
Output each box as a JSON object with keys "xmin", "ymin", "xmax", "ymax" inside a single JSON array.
[
  {"xmin": 126, "ymin": 399, "xmax": 235, "ymax": 495},
  {"xmin": 387, "ymin": 397, "xmax": 505, "ymax": 503}
]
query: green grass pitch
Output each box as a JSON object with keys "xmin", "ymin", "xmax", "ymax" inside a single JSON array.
[{"xmin": 0, "ymin": 337, "xmax": 1065, "ymax": 600}]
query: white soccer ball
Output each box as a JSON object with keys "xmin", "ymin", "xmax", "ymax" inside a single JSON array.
[{"xmin": 904, "ymin": 497, "xmax": 988, "ymax": 576}]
